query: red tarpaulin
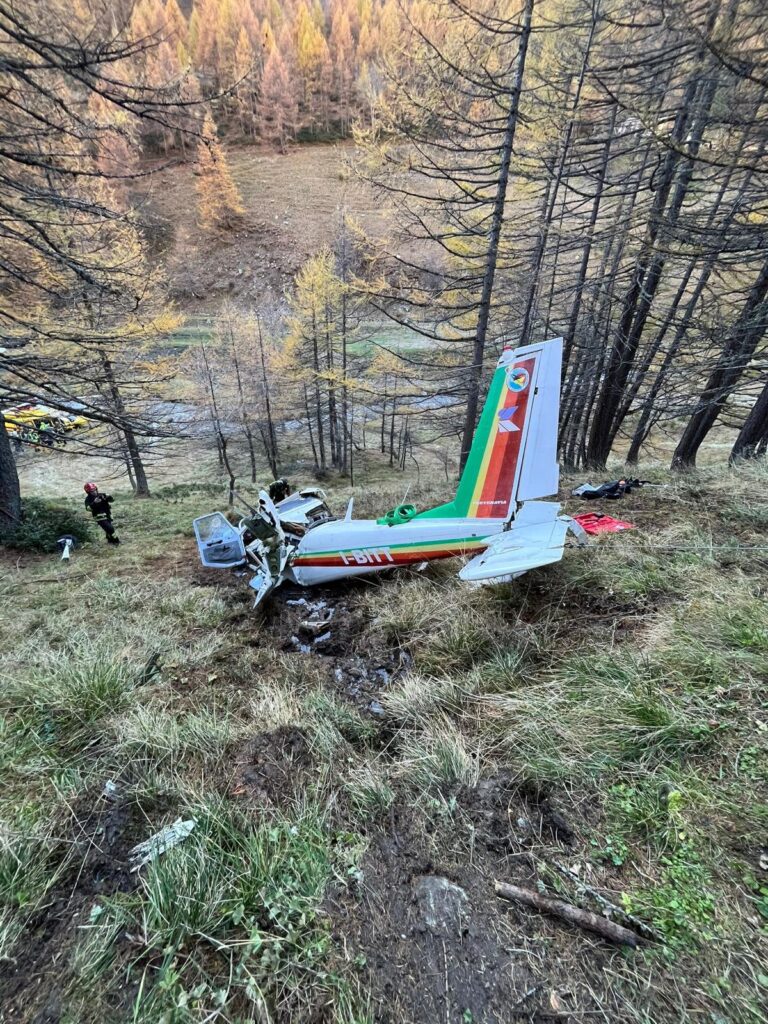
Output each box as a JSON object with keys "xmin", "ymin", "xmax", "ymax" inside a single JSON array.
[{"xmin": 573, "ymin": 512, "xmax": 636, "ymax": 535}]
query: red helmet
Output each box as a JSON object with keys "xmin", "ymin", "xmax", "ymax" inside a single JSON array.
[{"xmin": 84, "ymin": 482, "xmax": 98, "ymax": 494}]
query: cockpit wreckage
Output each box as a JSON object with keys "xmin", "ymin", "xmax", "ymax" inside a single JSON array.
[{"xmin": 194, "ymin": 338, "xmax": 588, "ymax": 607}]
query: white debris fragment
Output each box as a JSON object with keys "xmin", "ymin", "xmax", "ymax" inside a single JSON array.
[
  {"xmin": 299, "ymin": 609, "xmax": 335, "ymax": 634},
  {"xmin": 314, "ymin": 631, "xmax": 332, "ymax": 645},
  {"xmin": 286, "ymin": 598, "xmax": 309, "ymax": 607},
  {"xmin": 129, "ymin": 818, "xmax": 196, "ymax": 872},
  {"xmin": 290, "ymin": 635, "xmax": 311, "ymax": 653},
  {"xmin": 103, "ymin": 780, "xmax": 119, "ymax": 799}
]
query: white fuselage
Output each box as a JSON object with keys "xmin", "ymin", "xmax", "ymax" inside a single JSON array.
[{"xmin": 288, "ymin": 517, "xmax": 507, "ymax": 586}]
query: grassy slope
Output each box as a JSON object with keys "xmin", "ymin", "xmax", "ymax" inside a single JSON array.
[
  {"xmin": 134, "ymin": 142, "xmax": 402, "ymax": 316},
  {"xmin": 0, "ymin": 463, "xmax": 767, "ymax": 1023}
]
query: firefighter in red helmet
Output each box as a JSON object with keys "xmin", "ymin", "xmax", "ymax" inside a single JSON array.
[{"xmin": 83, "ymin": 482, "xmax": 120, "ymax": 545}]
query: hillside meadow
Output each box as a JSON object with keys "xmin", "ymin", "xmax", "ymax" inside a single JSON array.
[{"xmin": 1, "ymin": 461, "xmax": 766, "ymax": 1023}]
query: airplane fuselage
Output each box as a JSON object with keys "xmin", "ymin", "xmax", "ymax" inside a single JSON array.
[{"xmin": 289, "ymin": 517, "xmax": 506, "ymax": 586}]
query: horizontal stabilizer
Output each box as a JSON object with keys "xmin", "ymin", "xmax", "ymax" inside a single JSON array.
[{"xmin": 459, "ymin": 504, "xmax": 569, "ymax": 583}]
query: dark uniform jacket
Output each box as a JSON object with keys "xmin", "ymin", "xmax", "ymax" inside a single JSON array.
[{"xmin": 85, "ymin": 493, "xmax": 114, "ymax": 520}]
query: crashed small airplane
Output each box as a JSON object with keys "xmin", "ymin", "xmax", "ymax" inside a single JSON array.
[{"xmin": 194, "ymin": 337, "xmax": 585, "ymax": 606}]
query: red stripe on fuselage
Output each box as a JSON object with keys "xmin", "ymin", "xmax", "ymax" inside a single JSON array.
[
  {"xmin": 475, "ymin": 356, "xmax": 536, "ymax": 519},
  {"xmin": 293, "ymin": 545, "xmax": 483, "ymax": 568}
]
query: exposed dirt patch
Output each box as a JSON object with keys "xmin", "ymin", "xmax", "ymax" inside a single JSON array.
[
  {"xmin": 329, "ymin": 792, "xmax": 637, "ymax": 1024},
  {"xmin": 0, "ymin": 791, "xmax": 175, "ymax": 1024},
  {"xmin": 231, "ymin": 725, "xmax": 313, "ymax": 808},
  {"xmin": 133, "ymin": 142, "xmax": 401, "ymax": 313},
  {"xmin": 459, "ymin": 772, "xmax": 582, "ymax": 858}
]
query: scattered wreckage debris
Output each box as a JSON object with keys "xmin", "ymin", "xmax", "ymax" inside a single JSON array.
[
  {"xmin": 136, "ymin": 651, "xmax": 163, "ymax": 686},
  {"xmin": 571, "ymin": 477, "xmax": 651, "ymax": 500},
  {"xmin": 494, "ymin": 879, "xmax": 641, "ymax": 946},
  {"xmin": 128, "ymin": 818, "xmax": 196, "ymax": 871},
  {"xmin": 194, "ymin": 339, "xmax": 589, "ymax": 608},
  {"xmin": 56, "ymin": 535, "xmax": 77, "ymax": 561},
  {"xmin": 572, "ymin": 512, "xmax": 636, "ymax": 535}
]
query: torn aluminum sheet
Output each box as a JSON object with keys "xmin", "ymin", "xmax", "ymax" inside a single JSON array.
[{"xmin": 129, "ymin": 818, "xmax": 196, "ymax": 872}]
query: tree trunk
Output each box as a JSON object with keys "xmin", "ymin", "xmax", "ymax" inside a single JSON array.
[
  {"xmin": 585, "ymin": 69, "xmax": 714, "ymax": 468},
  {"xmin": 200, "ymin": 342, "xmax": 236, "ymax": 504},
  {"xmin": 325, "ymin": 310, "xmax": 340, "ymax": 469},
  {"xmin": 230, "ymin": 331, "xmax": 259, "ymax": 483},
  {"xmin": 519, "ymin": 168, "xmax": 557, "ymax": 347},
  {"xmin": 389, "ymin": 399, "xmax": 397, "ymax": 467},
  {"xmin": 101, "ymin": 352, "xmax": 150, "ymax": 496},
  {"xmin": 311, "ymin": 313, "xmax": 326, "ymax": 470},
  {"xmin": 522, "ymin": 7, "xmax": 599, "ymax": 349},
  {"xmin": 118, "ymin": 429, "xmax": 136, "ymax": 492},
  {"xmin": 380, "ymin": 382, "xmax": 388, "ymax": 453},
  {"xmin": 458, "ymin": 0, "xmax": 534, "ymax": 472},
  {"xmin": 672, "ymin": 255, "xmax": 768, "ymax": 469},
  {"xmin": 255, "ymin": 315, "xmax": 279, "ymax": 477},
  {"xmin": 586, "ymin": 16, "xmax": 722, "ymax": 468},
  {"xmin": 559, "ymin": 146, "xmax": 652, "ymax": 466},
  {"xmin": 340, "ymin": 282, "xmax": 349, "ymax": 475},
  {"xmin": 123, "ymin": 425, "xmax": 151, "ymax": 497},
  {"xmin": 626, "ymin": 128, "xmax": 763, "ymax": 464},
  {"xmin": 730, "ymin": 377, "xmax": 768, "ymax": 462},
  {"xmin": 304, "ymin": 384, "xmax": 319, "ymax": 469},
  {"xmin": 0, "ymin": 418, "xmax": 22, "ymax": 530},
  {"xmin": 561, "ymin": 104, "xmax": 616, "ymax": 378}
]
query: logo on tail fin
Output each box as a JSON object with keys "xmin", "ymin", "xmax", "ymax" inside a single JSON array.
[
  {"xmin": 506, "ymin": 367, "xmax": 529, "ymax": 393},
  {"xmin": 497, "ymin": 406, "xmax": 520, "ymax": 433}
]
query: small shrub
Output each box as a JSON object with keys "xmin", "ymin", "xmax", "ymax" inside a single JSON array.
[
  {"xmin": 305, "ymin": 691, "xmax": 377, "ymax": 746},
  {"xmin": 0, "ymin": 497, "xmax": 91, "ymax": 553},
  {"xmin": 380, "ymin": 673, "xmax": 464, "ymax": 724},
  {"xmin": 116, "ymin": 704, "xmax": 237, "ymax": 768},
  {"xmin": 3, "ymin": 655, "xmax": 136, "ymax": 738}
]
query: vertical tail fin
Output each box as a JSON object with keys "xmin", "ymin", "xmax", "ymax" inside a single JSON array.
[{"xmin": 417, "ymin": 338, "xmax": 562, "ymax": 521}]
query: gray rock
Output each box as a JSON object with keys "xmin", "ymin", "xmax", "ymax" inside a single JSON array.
[{"xmin": 413, "ymin": 875, "xmax": 468, "ymax": 938}]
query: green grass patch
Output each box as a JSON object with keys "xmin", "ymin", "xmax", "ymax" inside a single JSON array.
[
  {"xmin": 74, "ymin": 799, "xmax": 369, "ymax": 1022},
  {"xmin": 623, "ymin": 841, "xmax": 718, "ymax": 948}
]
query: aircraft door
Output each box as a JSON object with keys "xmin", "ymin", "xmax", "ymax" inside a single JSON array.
[{"xmin": 193, "ymin": 512, "xmax": 246, "ymax": 568}]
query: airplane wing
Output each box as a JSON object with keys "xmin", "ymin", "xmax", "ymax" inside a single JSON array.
[{"xmin": 459, "ymin": 503, "xmax": 580, "ymax": 583}]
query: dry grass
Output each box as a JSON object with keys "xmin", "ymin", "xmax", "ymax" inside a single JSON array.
[{"xmin": 1, "ymin": 462, "xmax": 767, "ymax": 1022}]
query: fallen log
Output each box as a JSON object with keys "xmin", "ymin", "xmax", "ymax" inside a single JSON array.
[{"xmin": 494, "ymin": 880, "xmax": 639, "ymax": 947}]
